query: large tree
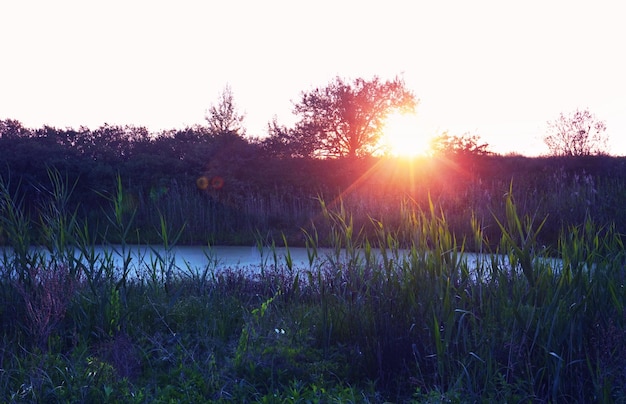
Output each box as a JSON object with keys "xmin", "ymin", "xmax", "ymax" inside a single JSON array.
[
  {"xmin": 544, "ymin": 108, "xmax": 609, "ymax": 156},
  {"xmin": 288, "ymin": 76, "xmax": 416, "ymax": 158}
]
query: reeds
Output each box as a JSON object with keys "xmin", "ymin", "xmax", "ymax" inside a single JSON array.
[{"xmin": 0, "ymin": 172, "xmax": 624, "ymax": 402}]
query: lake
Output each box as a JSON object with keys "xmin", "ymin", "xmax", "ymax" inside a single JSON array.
[{"xmin": 0, "ymin": 244, "xmax": 540, "ymax": 281}]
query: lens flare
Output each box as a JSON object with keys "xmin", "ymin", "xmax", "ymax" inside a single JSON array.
[
  {"xmin": 196, "ymin": 176, "xmax": 209, "ymax": 190},
  {"xmin": 211, "ymin": 176, "xmax": 224, "ymax": 190},
  {"xmin": 197, "ymin": 175, "xmax": 224, "ymax": 190}
]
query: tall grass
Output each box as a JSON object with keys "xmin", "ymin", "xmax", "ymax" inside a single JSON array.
[
  {"xmin": 3, "ymin": 157, "xmax": 624, "ymax": 251},
  {"xmin": 267, "ymin": 191, "xmax": 625, "ymax": 401},
  {"xmin": 0, "ymin": 173, "xmax": 624, "ymax": 401}
]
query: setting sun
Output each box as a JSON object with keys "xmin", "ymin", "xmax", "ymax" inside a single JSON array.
[{"xmin": 381, "ymin": 112, "xmax": 430, "ymax": 157}]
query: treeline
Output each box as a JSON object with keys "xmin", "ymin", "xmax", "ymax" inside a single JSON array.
[{"xmin": 2, "ymin": 119, "xmax": 626, "ymax": 248}]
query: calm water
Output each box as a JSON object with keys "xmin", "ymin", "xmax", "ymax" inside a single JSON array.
[{"xmin": 0, "ymin": 244, "xmax": 529, "ymax": 279}]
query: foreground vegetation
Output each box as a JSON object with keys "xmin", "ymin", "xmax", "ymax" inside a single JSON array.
[{"xmin": 1, "ymin": 173, "xmax": 625, "ymax": 402}]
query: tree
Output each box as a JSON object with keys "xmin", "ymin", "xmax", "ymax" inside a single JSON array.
[
  {"xmin": 430, "ymin": 132, "xmax": 491, "ymax": 156},
  {"xmin": 0, "ymin": 119, "xmax": 32, "ymax": 138},
  {"xmin": 544, "ymin": 108, "xmax": 609, "ymax": 156},
  {"xmin": 261, "ymin": 117, "xmax": 311, "ymax": 158},
  {"xmin": 205, "ymin": 85, "xmax": 246, "ymax": 137},
  {"xmin": 289, "ymin": 76, "xmax": 416, "ymax": 158}
]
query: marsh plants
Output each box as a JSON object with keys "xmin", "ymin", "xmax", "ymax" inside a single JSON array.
[{"xmin": 1, "ymin": 171, "xmax": 625, "ymax": 402}]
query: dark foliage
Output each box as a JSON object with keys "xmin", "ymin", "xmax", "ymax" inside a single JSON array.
[{"xmin": 2, "ymin": 119, "xmax": 626, "ymax": 248}]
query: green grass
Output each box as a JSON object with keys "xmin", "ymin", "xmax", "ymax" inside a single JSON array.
[{"xmin": 0, "ymin": 174, "xmax": 625, "ymax": 402}]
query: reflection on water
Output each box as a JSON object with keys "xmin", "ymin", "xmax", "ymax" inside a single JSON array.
[
  {"xmin": 0, "ymin": 245, "xmax": 561, "ymax": 280},
  {"xmin": 3, "ymin": 245, "xmax": 345, "ymax": 275}
]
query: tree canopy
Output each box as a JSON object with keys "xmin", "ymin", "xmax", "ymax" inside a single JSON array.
[{"xmin": 270, "ymin": 76, "xmax": 416, "ymax": 158}]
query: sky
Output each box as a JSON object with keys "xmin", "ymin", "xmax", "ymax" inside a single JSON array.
[{"xmin": 1, "ymin": 0, "xmax": 625, "ymax": 156}]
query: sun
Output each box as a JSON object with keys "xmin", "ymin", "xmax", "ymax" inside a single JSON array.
[{"xmin": 381, "ymin": 112, "xmax": 430, "ymax": 157}]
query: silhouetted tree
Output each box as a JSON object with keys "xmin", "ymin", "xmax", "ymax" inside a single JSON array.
[
  {"xmin": 289, "ymin": 76, "xmax": 416, "ymax": 158},
  {"xmin": 430, "ymin": 132, "xmax": 491, "ymax": 156},
  {"xmin": 205, "ymin": 85, "xmax": 246, "ymax": 137},
  {"xmin": 261, "ymin": 117, "xmax": 314, "ymax": 158},
  {"xmin": 544, "ymin": 108, "xmax": 609, "ymax": 156}
]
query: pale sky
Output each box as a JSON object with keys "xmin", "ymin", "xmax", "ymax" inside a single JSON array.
[{"xmin": 1, "ymin": 1, "xmax": 625, "ymax": 156}]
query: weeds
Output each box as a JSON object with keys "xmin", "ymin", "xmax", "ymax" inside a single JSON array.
[{"xmin": 13, "ymin": 264, "xmax": 80, "ymax": 350}]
